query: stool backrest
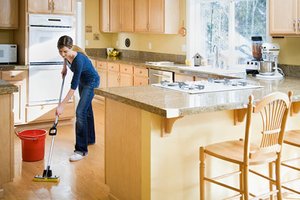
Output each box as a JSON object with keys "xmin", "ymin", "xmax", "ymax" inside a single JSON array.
[{"xmin": 244, "ymin": 91, "xmax": 292, "ymax": 161}]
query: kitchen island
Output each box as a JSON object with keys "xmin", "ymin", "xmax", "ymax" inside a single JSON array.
[
  {"xmin": 0, "ymin": 80, "xmax": 17, "ymax": 198},
  {"xmin": 95, "ymin": 76, "xmax": 300, "ymax": 200}
]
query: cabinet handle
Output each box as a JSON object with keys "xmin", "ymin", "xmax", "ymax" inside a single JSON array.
[
  {"xmin": 298, "ymin": 19, "xmax": 300, "ymax": 31},
  {"xmin": 52, "ymin": 1, "xmax": 55, "ymax": 11},
  {"xmin": 10, "ymin": 75, "xmax": 15, "ymax": 78},
  {"xmin": 293, "ymin": 20, "xmax": 296, "ymax": 32},
  {"xmin": 48, "ymin": 1, "xmax": 51, "ymax": 10}
]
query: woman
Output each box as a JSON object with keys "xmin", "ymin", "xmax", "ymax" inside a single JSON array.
[{"xmin": 56, "ymin": 35, "xmax": 100, "ymax": 162}]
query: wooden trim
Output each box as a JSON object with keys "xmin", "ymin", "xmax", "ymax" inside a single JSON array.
[
  {"xmin": 233, "ymin": 108, "xmax": 247, "ymax": 125},
  {"xmin": 0, "ymin": 188, "xmax": 3, "ymax": 198},
  {"xmin": 108, "ymin": 193, "xmax": 119, "ymax": 200},
  {"xmin": 160, "ymin": 116, "xmax": 182, "ymax": 137},
  {"xmin": 291, "ymin": 102, "xmax": 300, "ymax": 115}
]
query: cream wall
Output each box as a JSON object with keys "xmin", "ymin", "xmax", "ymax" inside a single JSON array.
[
  {"xmin": 0, "ymin": 31, "xmax": 14, "ymax": 44},
  {"xmin": 273, "ymin": 37, "xmax": 300, "ymax": 66},
  {"xmin": 85, "ymin": 0, "xmax": 112, "ymax": 48}
]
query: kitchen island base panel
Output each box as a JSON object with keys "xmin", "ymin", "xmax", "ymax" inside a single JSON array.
[
  {"xmin": 104, "ymin": 99, "xmax": 300, "ymax": 199},
  {"xmin": 0, "ymin": 188, "xmax": 3, "ymax": 198}
]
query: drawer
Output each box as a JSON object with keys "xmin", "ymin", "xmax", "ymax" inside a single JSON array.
[
  {"xmin": 26, "ymin": 102, "xmax": 75, "ymax": 123},
  {"xmin": 120, "ymin": 64, "xmax": 133, "ymax": 74},
  {"xmin": 107, "ymin": 62, "xmax": 120, "ymax": 72},
  {"xmin": 2, "ymin": 70, "xmax": 27, "ymax": 81},
  {"xmin": 134, "ymin": 66, "xmax": 148, "ymax": 77},
  {"xmin": 96, "ymin": 61, "xmax": 107, "ymax": 70},
  {"xmin": 134, "ymin": 76, "xmax": 148, "ymax": 86}
]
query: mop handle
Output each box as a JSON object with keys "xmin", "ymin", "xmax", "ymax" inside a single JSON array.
[{"xmin": 54, "ymin": 76, "xmax": 65, "ymax": 126}]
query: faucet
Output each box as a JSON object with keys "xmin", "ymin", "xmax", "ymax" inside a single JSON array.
[{"xmin": 213, "ymin": 45, "xmax": 219, "ymax": 68}]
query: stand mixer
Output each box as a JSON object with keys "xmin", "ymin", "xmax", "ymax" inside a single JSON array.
[{"xmin": 256, "ymin": 43, "xmax": 284, "ymax": 80}]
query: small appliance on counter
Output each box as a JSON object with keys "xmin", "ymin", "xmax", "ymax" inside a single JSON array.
[
  {"xmin": 246, "ymin": 36, "xmax": 262, "ymax": 75},
  {"xmin": 256, "ymin": 43, "xmax": 284, "ymax": 80},
  {"xmin": 0, "ymin": 44, "xmax": 17, "ymax": 64}
]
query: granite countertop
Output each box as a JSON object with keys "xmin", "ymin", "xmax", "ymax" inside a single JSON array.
[
  {"xmin": 0, "ymin": 80, "xmax": 18, "ymax": 95},
  {"xmin": 0, "ymin": 65, "xmax": 28, "ymax": 71},
  {"xmin": 95, "ymin": 76, "xmax": 300, "ymax": 118}
]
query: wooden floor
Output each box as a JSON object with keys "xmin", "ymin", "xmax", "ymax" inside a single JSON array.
[{"xmin": 2, "ymin": 100, "xmax": 109, "ymax": 200}]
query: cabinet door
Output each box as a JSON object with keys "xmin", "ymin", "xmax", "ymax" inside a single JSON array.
[
  {"xmin": 108, "ymin": 71, "xmax": 120, "ymax": 87},
  {"xmin": 120, "ymin": 0, "xmax": 134, "ymax": 32},
  {"xmin": 110, "ymin": 0, "xmax": 120, "ymax": 32},
  {"xmin": 269, "ymin": 0, "xmax": 297, "ymax": 35},
  {"xmin": 148, "ymin": 0, "xmax": 164, "ymax": 33},
  {"xmin": 120, "ymin": 73, "xmax": 133, "ymax": 86},
  {"xmin": 52, "ymin": 0, "xmax": 74, "ymax": 14},
  {"xmin": 0, "ymin": 0, "xmax": 18, "ymax": 29},
  {"xmin": 135, "ymin": 0, "xmax": 149, "ymax": 32},
  {"xmin": 10, "ymin": 81, "xmax": 25, "ymax": 124},
  {"xmin": 100, "ymin": 0, "xmax": 110, "ymax": 32},
  {"xmin": 175, "ymin": 74, "xmax": 194, "ymax": 82},
  {"xmin": 134, "ymin": 76, "xmax": 148, "ymax": 86},
  {"xmin": 28, "ymin": 0, "xmax": 51, "ymax": 13},
  {"xmin": 98, "ymin": 70, "xmax": 108, "ymax": 88}
]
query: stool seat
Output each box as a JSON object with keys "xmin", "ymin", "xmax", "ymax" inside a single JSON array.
[{"xmin": 205, "ymin": 140, "xmax": 278, "ymax": 165}]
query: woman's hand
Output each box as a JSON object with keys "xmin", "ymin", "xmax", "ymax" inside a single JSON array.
[{"xmin": 56, "ymin": 103, "xmax": 64, "ymax": 116}]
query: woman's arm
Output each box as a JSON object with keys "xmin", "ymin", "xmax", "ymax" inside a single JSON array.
[{"xmin": 56, "ymin": 88, "xmax": 75, "ymax": 116}]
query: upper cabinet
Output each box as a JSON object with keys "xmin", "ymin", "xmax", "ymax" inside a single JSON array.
[
  {"xmin": 0, "ymin": 0, "xmax": 18, "ymax": 29},
  {"xmin": 135, "ymin": 0, "xmax": 179, "ymax": 34},
  {"xmin": 269, "ymin": 0, "xmax": 299, "ymax": 35},
  {"xmin": 28, "ymin": 0, "xmax": 75, "ymax": 15},
  {"xmin": 100, "ymin": 0, "xmax": 134, "ymax": 33}
]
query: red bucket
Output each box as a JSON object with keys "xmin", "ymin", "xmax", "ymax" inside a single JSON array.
[{"xmin": 16, "ymin": 129, "xmax": 47, "ymax": 162}]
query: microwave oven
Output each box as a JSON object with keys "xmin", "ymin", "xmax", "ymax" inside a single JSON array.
[{"xmin": 0, "ymin": 44, "xmax": 17, "ymax": 64}]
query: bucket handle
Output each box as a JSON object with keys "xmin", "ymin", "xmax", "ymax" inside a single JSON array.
[{"xmin": 15, "ymin": 129, "xmax": 39, "ymax": 141}]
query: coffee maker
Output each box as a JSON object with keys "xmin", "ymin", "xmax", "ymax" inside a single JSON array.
[{"xmin": 256, "ymin": 43, "xmax": 284, "ymax": 80}]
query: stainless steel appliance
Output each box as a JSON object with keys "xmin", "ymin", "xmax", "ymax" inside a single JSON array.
[
  {"xmin": 149, "ymin": 68, "xmax": 174, "ymax": 84},
  {"xmin": 256, "ymin": 43, "xmax": 284, "ymax": 80},
  {"xmin": 0, "ymin": 44, "xmax": 17, "ymax": 64},
  {"xmin": 28, "ymin": 14, "xmax": 75, "ymax": 105}
]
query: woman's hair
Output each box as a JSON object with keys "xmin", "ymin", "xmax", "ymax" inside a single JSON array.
[{"xmin": 57, "ymin": 35, "xmax": 73, "ymax": 49}]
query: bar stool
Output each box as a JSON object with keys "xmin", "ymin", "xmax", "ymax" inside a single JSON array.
[
  {"xmin": 199, "ymin": 91, "xmax": 292, "ymax": 200},
  {"xmin": 280, "ymin": 129, "xmax": 300, "ymax": 195}
]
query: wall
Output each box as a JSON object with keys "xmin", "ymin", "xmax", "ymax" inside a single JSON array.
[
  {"xmin": 85, "ymin": 0, "xmax": 186, "ymax": 55},
  {"xmin": 273, "ymin": 37, "xmax": 300, "ymax": 66},
  {"xmin": 85, "ymin": 0, "xmax": 112, "ymax": 48},
  {"xmin": 0, "ymin": 30, "xmax": 14, "ymax": 44}
]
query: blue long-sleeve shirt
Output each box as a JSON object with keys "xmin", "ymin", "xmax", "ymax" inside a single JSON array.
[{"xmin": 68, "ymin": 52, "xmax": 100, "ymax": 90}]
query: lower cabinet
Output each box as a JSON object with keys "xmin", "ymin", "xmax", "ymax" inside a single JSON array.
[
  {"xmin": 174, "ymin": 73, "xmax": 194, "ymax": 82},
  {"xmin": 0, "ymin": 70, "xmax": 27, "ymax": 124},
  {"xmin": 133, "ymin": 66, "xmax": 148, "ymax": 86},
  {"xmin": 26, "ymin": 101, "xmax": 75, "ymax": 123}
]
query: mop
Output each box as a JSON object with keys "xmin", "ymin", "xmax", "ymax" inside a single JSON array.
[{"xmin": 33, "ymin": 76, "xmax": 65, "ymax": 182}]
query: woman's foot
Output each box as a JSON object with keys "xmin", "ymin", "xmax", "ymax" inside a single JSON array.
[{"xmin": 69, "ymin": 151, "xmax": 87, "ymax": 162}]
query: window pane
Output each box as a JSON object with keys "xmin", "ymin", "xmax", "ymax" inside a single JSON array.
[{"xmin": 197, "ymin": 0, "xmax": 266, "ymax": 66}]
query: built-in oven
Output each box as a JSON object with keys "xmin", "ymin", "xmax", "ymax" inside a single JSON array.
[
  {"xmin": 28, "ymin": 14, "xmax": 75, "ymax": 105},
  {"xmin": 149, "ymin": 68, "xmax": 174, "ymax": 84}
]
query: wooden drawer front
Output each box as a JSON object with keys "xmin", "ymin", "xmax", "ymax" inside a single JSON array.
[
  {"xmin": 108, "ymin": 63, "xmax": 120, "ymax": 72},
  {"xmin": 134, "ymin": 66, "xmax": 148, "ymax": 77},
  {"xmin": 134, "ymin": 76, "xmax": 148, "ymax": 86},
  {"xmin": 26, "ymin": 102, "xmax": 75, "ymax": 123},
  {"xmin": 120, "ymin": 64, "xmax": 133, "ymax": 74},
  {"xmin": 96, "ymin": 61, "xmax": 107, "ymax": 70},
  {"xmin": 2, "ymin": 71, "xmax": 27, "ymax": 81}
]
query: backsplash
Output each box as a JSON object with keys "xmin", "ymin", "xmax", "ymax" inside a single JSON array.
[
  {"xmin": 85, "ymin": 48, "xmax": 186, "ymax": 64},
  {"xmin": 279, "ymin": 64, "xmax": 300, "ymax": 78}
]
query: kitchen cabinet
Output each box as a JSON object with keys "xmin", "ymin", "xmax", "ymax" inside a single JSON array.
[
  {"xmin": 135, "ymin": 0, "xmax": 179, "ymax": 34},
  {"xmin": 1, "ymin": 70, "xmax": 27, "ymax": 125},
  {"xmin": 0, "ymin": 0, "xmax": 18, "ymax": 29},
  {"xmin": 28, "ymin": 0, "xmax": 75, "ymax": 14},
  {"xmin": 107, "ymin": 63, "xmax": 134, "ymax": 87},
  {"xmin": 0, "ymin": 91, "xmax": 14, "ymax": 198},
  {"xmin": 95, "ymin": 61, "xmax": 108, "ymax": 88},
  {"xmin": 100, "ymin": 0, "xmax": 134, "ymax": 32},
  {"xmin": 269, "ymin": 0, "xmax": 299, "ymax": 35},
  {"xmin": 133, "ymin": 66, "xmax": 149, "ymax": 86}
]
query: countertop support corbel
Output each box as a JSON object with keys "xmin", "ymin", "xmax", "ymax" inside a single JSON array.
[
  {"xmin": 161, "ymin": 117, "xmax": 183, "ymax": 137},
  {"xmin": 234, "ymin": 108, "xmax": 247, "ymax": 125},
  {"xmin": 291, "ymin": 101, "xmax": 300, "ymax": 116}
]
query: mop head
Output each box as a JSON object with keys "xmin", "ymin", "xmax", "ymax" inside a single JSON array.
[{"xmin": 33, "ymin": 175, "xmax": 60, "ymax": 183}]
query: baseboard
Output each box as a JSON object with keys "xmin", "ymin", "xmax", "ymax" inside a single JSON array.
[
  {"xmin": 15, "ymin": 118, "xmax": 74, "ymax": 131},
  {"xmin": 0, "ymin": 188, "xmax": 4, "ymax": 198},
  {"xmin": 108, "ymin": 193, "xmax": 119, "ymax": 200}
]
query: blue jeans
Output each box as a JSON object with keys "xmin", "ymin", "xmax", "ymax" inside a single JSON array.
[{"xmin": 75, "ymin": 82, "xmax": 98, "ymax": 155}]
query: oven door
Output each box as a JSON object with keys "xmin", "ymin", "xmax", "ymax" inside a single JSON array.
[
  {"xmin": 28, "ymin": 26, "xmax": 75, "ymax": 64},
  {"xmin": 28, "ymin": 65, "xmax": 72, "ymax": 105}
]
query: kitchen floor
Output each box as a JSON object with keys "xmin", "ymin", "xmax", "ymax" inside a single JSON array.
[{"xmin": 2, "ymin": 99, "xmax": 109, "ymax": 200}]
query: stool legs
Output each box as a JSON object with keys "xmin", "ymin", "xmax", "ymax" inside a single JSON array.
[
  {"xmin": 200, "ymin": 147, "xmax": 205, "ymax": 200},
  {"xmin": 275, "ymin": 159, "xmax": 282, "ymax": 200}
]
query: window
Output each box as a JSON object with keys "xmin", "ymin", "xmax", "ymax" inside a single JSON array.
[{"xmin": 187, "ymin": 0, "xmax": 267, "ymax": 67}]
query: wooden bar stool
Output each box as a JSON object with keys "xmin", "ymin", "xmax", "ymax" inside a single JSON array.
[
  {"xmin": 199, "ymin": 91, "xmax": 292, "ymax": 200},
  {"xmin": 281, "ymin": 129, "xmax": 300, "ymax": 195}
]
